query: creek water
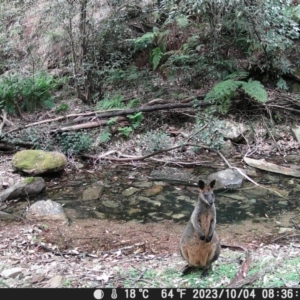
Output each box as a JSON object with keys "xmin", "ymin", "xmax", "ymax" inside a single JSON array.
[{"xmin": 28, "ymin": 164, "xmax": 300, "ymax": 237}]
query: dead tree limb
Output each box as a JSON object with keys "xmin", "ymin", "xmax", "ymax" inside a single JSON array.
[{"xmin": 19, "ymin": 99, "xmax": 208, "ymax": 130}]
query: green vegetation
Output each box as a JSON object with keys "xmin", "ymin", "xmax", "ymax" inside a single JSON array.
[
  {"xmin": 140, "ymin": 131, "xmax": 173, "ymax": 153},
  {"xmin": 204, "ymin": 73, "xmax": 268, "ymax": 113},
  {"xmin": 102, "ymin": 248, "xmax": 300, "ymax": 288},
  {"xmin": 0, "ymin": 72, "xmax": 63, "ymax": 115},
  {"xmin": 0, "ymin": 0, "xmax": 299, "ymax": 152},
  {"xmin": 56, "ymin": 132, "xmax": 94, "ymax": 155}
]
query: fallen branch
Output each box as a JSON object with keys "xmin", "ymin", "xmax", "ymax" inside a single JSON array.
[
  {"xmin": 82, "ymin": 143, "xmax": 211, "ymax": 161},
  {"xmin": 271, "ymin": 234, "xmax": 300, "ymax": 243},
  {"xmin": 54, "ymin": 116, "xmax": 127, "ymax": 132},
  {"xmin": 5, "ymin": 98, "xmax": 208, "ymax": 133},
  {"xmin": 228, "ymin": 251, "xmax": 252, "ymax": 288}
]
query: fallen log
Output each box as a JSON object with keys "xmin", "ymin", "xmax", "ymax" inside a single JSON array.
[
  {"xmin": 244, "ymin": 157, "xmax": 300, "ymax": 177},
  {"xmin": 21, "ymin": 99, "xmax": 208, "ymax": 129}
]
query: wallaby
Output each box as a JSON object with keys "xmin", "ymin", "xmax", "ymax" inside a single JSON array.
[{"xmin": 180, "ymin": 179, "xmax": 221, "ymax": 276}]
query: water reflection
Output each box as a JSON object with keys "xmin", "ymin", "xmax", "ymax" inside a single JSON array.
[{"xmin": 32, "ymin": 166, "xmax": 300, "ymax": 228}]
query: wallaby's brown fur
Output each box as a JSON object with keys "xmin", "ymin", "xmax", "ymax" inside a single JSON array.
[{"xmin": 180, "ymin": 179, "xmax": 221, "ymax": 276}]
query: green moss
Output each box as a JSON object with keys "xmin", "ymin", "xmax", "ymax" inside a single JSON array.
[
  {"xmin": 23, "ymin": 177, "xmax": 36, "ymax": 184},
  {"xmin": 12, "ymin": 150, "xmax": 67, "ymax": 172}
]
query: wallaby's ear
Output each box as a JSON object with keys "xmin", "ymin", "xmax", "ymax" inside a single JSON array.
[
  {"xmin": 210, "ymin": 179, "xmax": 216, "ymax": 189},
  {"xmin": 198, "ymin": 180, "xmax": 205, "ymax": 190}
]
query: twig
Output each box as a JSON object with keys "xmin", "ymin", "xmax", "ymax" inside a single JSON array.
[
  {"xmin": 216, "ymin": 151, "xmax": 285, "ymax": 198},
  {"xmin": 187, "ymin": 123, "xmax": 208, "ymax": 142},
  {"xmin": 83, "ymin": 144, "xmax": 210, "ymax": 162},
  {"xmin": 262, "ymin": 117, "xmax": 282, "ymax": 155},
  {"xmin": 271, "ymin": 234, "xmax": 300, "ymax": 243},
  {"xmin": 131, "ymin": 267, "xmax": 148, "ymax": 285}
]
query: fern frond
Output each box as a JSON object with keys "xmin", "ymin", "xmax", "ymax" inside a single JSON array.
[
  {"xmin": 241, "ymin": 80, "xmax": 268, "ymax": 103},
  {"xmin": 99, "ymin": 131, "xmax": 112, "ymax": 143},
  {"xmin": 96, "ymin": 95, "xmax": 124, "ymax": 110},
  {"xmin": 132, "ymin": 32, "xmax": 156, "ymax": 51},
  {"xmin": 128, "ymin": 112, "xmax": 143, "ymax": 128},
  {"xmin": 224, "ymin": 71, "xmax": 249, "ymax": 81},
  {"xmin": 205, "ymin": 80, "xmax": 240, "ymax": 102},
  {"xmin": 175, "ymin": 16, "xmax": 189, "ymax": 27},
  {"xmin": 107, "ymin": 117, "xmax": 119, "ymax": 126},
  {"xmin": 151, "ymin": 47, "xmax": 163, "ymax": 70},
  {"xmin": 127, "ymin": 99, "xmax": 140, "ymax": 108},
  {"xmin": 118, "ymin": 126, "xmax": 133, "ymax": 137}
]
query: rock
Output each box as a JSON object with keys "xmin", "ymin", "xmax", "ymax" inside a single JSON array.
[
  {"xmin": 155, "ymin": 194, "xmax": 167, "ymax": 201},
  {"xmin": 0, "ymin": 211, "xmax": 19, "ymax": 220},
  {"xmin": 2, "ymin": 278, "xmax": 16, "ymax": 287},
  {"xmin": 220, "ymin": 121, "xmax": 250, "ymax": 142},
  {"xmin": 242, "ymin": 186, "xmax": 269, "ymax": 196},
  {"xmin": 94, "ymin": 211, "xmax": 106, "ymax": 219},
  {"xmin": 122, "ymin": 187, "xmax": 139, "ymax": 196},
  {"xmin": 246, "ymin": 167, "xmax": 258, "ymax": 177},
  {"xmin": 149, "ymin": 167, "xmax": 197, "ymax": 186},
  {"xmin": 142, "ymin": 185, "xmax": 163, "ymax": 197},
  {"xmin": 278, "ymin": 201, "xmax": 288, "ymax": 206},
  {"xmin": 244, "ymin": 157, "xmax": 300, "ymax": 177},
  {"xmin": 45, "ymin": 275, "xmax": 63, "ymax": 288},
  {"xmin": 172, "ymin": 213, "xmax": 186, "ymax": 219},
  {"xmin": 1, "ymin": 267, "xmax": 24, "ymax": 279},
  {"xmin": 132, "ymin": 181, "xmax": 153, "ymax": 188},
  {"xmin": 26, "ymin": 199, "xmax": 67, "ymax": 223},
  {"xmin": 82, "ymin": 186, "xmax": 104, "ymax": 201},
  {"xmin": 12, "ymin": 150, "xmax": 67, "ymax": 175},
  {"xmin": 31, "ymin": 274, "xmax": 46, "ymax": 284},
  {"xmin": 128, "ymin": 208, "xmax": 142, "ymax": 215},
  {"xmin": 222, "ymin": 193, "xmax": 247, "ymax": 201},
  {"xmin": 269, "ymin": 187, "xmax": 289, "ymax": 198},
  {"xmin": 0, "ymin": 177, "xmax": 46, "ymax": 202},
  {"xmin": 102, "ymin": 200, "xmax": 119, "ymax": 208},
  {"xmin": 177, "ymin": 195, "xmax": 194, "ymax": 203},
  {"xmin": 278, "ymin": 227, "xmax": 295, "ymax": 234},
  {"xmin": 137, "ymin": 196, "xmax": 161, "ymax": 206},
  {"xmin": 153, "ymin": 181, "xmax": 165, "ymax": 186},
  {"xmin": 245, "ymin": 212, "xmax": 254, "ymax": 217},
  {"xmin": 220, "ymin": 140, "xmax": 233, "ymax": 157},
  {"xmin": 207, "ymin": 168, "xmax": 245, "ymax": 190}
]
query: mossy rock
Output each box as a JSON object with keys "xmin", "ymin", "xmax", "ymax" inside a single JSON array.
[
  {"xmin": 0, "ymin": 177, "xmax": 46, "ymax": 202},
  {"xmin": 12, "ymin": 150, "xmax": 67, "ymax": 175}
]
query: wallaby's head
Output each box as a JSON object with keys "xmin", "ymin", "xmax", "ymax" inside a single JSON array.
[{"xmin": 198, "ymin": 179, "xmax": 216, "ymax": 206}]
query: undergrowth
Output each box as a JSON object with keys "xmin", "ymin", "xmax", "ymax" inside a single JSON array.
[{"xmin": 0, "ymin": 72, "xmax": 65, "ymax": 114}]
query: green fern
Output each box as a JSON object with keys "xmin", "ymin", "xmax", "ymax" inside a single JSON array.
[
  {"xmin": 205, "ymin": 77, "xmax": 268, "ymax": 113},
  {"xmin": 118, "ymin": 126, "xmax": 133, "ymax": 138},
  {"xmin": 128, "ymin": 112, "xmax": 143, "ymax": 129},
  {"xmin": 240, "ymin": 80, "xmax": 268, "ymax": 103},
  {"xmin": 224, "ymin": 71, "xmax": 249, "ymax": 81},
  {"xmin": 130, "ymin": 32, "xmax": 156, "ymax": 51},
  {"xmin": 126, "ymin": 99, "xmax": 140, "ymax": 108},
  {"xmin": 205, "ymin": 80, "xmax": 240, "ymax": 103},
  {"xmin": 96, "ymin": 95, "xmax": 124, "ymax": 110},
  {"xmin": 175, "ymin": 16, "xmax": 189, "ymax": 27},
  {"xmin": 107, "ymin": 117, "xmax": 119, "ymax": 126},
  {"xmin": 99, "ymin": 131, "xmax": 112, "ymax": 143},
  {"xmin": 151, "ymin": 47, "xmax": 163, "ymax": 70}
]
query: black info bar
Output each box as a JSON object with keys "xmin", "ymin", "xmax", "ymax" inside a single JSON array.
[{"xmin": 0, "ymin": 288, "xmax": 299, "ymax": 299}]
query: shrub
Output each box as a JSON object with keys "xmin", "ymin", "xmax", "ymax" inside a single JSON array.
[
  {"xmin": 140, "ymin": 131, "xmax": 173, "ymax": 153},
  {"xmin": 56, "ymin": 132, "xmax": 93, "ymax": 155},
  {"xmin": 0, "ymin": 72, "xmax": 64, "ymax": 114}
]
